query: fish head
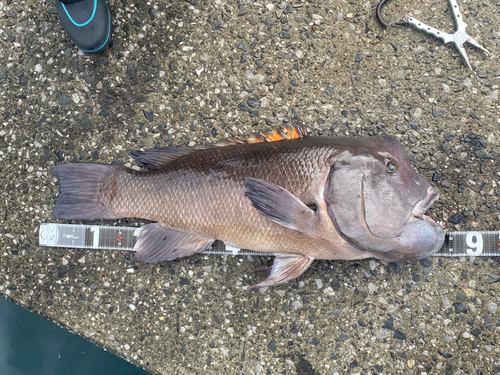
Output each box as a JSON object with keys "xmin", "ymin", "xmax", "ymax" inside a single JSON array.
[{"xmin": 325, "ymin": 135, "xmax": 444, "ymax": 261}]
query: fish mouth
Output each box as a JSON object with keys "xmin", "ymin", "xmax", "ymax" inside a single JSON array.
[{"xmin": 410, "ymin": 186, "xmax": 440, "ymax": 225}]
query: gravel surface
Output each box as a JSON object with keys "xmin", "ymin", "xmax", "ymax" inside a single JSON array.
[{"xmin": 1, "ymin": 0, "xmax": 500, "ymax": 373}]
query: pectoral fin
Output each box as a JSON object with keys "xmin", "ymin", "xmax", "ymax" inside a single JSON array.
[
  {"xmin": 244, "ymin": 177, "xmax": 316, "ymax": 232},
  {"xmin": 248, "ymin": 254, "xmax": 315, "ymax": 289},
  {"xmin": 134, "ymin": 223, "xmax": 215, "ymax": 263}
]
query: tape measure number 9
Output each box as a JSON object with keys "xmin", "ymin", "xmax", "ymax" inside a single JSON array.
[{"xmin": 466, "ymin": 232, "xmax": 484, "ymax": 256}]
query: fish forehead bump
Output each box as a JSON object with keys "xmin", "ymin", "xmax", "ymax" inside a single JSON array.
[
  {"xmin": 332, "ymin": 136, "xmax": 409, "ymax": 165},
  {"xmin": 338, "ymin": 135, "xmax": 407, "ymax": 159},
  {"xmin": 372, "ymin": 136, "xmax": 408, "ymax": 158}
]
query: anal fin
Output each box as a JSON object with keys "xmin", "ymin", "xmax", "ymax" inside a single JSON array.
[
  {"xmin": 248, "ymin": 254, "xmax": 314, "ymax": 289},
  {"xmin": 134, "ymin": 223, "xmax": 214, "ymax": 263}
]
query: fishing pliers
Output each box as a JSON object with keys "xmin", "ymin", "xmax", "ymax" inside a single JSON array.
[{"xmin": 376, "ymin": 0, "xmax": 489, "ymax": 69}]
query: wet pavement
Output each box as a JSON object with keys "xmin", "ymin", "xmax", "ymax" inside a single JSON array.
[{"xmin": 1, "ymin": 0, "xmax": 500, "ymax": 373}]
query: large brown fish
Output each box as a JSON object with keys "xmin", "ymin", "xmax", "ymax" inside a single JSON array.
[{"xmin": 52, "ymin": 126, "xmax": 444, "ymax": 288}]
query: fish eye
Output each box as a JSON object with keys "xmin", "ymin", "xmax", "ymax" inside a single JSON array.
[{"xmin": 386, "ymin": 161, "xmax": 398, "ymax": 175}]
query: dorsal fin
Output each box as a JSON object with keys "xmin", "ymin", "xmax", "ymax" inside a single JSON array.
[
  {"xmin": 129, "ymin": 147, "xmax": 193, "ymax": 169},
  {"xmin": 238, "ymin": 124, "xmax": 307, "ymax": 143},
  {"xmin": 131, "ymin": 124, "xmax": 307, "ymax": 169}
]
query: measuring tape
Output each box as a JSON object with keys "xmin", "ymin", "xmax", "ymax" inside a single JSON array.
[
  {"xmin": 38, "ymin": 223, "xmax": 275, "ymax": 257},
  {"xmin": 38, "ymin": 223, "xmax": 500, "ymax": 258}
]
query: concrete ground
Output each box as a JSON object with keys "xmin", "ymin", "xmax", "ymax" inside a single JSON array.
[{"xmin": 1, "ymin": 0, "xmax": 500, "ymax": 373}]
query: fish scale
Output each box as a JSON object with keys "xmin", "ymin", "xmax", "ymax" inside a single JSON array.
[{"xmin": 103, "ymin": 139, "xmax": 333, "ymax": 256}]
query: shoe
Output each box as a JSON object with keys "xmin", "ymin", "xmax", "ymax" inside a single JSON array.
[{"xmin": 56, "ymin": 0, "xmax": 111, "ymax": 54}]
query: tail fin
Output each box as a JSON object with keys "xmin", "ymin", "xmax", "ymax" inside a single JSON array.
[{"xmin": 52, "ymin": 163, "xmax": 122, "ymax": 220}]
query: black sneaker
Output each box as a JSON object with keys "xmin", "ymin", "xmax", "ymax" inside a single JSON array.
[{"xmin": 56, "ymin": 0, "xmax": 111, "ymax": 54}]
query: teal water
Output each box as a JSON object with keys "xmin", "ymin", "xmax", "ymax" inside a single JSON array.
[{"xmin": 0, "ymin": 297, "xmax": 149, "ymax": 375}]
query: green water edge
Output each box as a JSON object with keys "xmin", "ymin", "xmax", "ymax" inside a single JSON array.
[{"xmin": 0, "ymin": 297, "xmax": 149, "ymax": 375}]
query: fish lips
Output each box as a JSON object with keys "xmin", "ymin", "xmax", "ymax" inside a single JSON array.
[{"xmin": 410, "ymin": 186, "xmax": 440, "ymax": 224}]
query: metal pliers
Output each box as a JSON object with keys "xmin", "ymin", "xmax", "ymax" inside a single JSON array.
[{"xmin": 376, "ymin": 0, "xmax": 489, "ymax": 69}]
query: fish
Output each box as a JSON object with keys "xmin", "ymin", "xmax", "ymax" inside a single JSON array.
[{"xmin": 52, "ymin": 126, "xmax": 444, "ymax": 289}]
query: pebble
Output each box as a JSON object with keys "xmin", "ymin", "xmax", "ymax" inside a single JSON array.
[
  {"xmin": 475, "ymin": 150, "xmax": 489, "ymax": 159},
  {"xmin": 420, "ymin": 258, "xmax": 433, "ymax": 267},
  {"xmin": 432, "ymin": 106, "xmax": 443, "ymax": 117},
  {"xmin": 247, "ymin": 97, "xmax": 260, "ymax": 108},
  {"xmin": 237, "ymin": 41, "xmax": 248, "ymax": 51},
  {"xmin": 413, "ymin": 108, "xmax": 423, "ymax": 117},
  {"xmin": 376, "ymin": 329, "xmax": 390, "ymax": 339},
  {"xmin": 438, "ymin": 349, "xmax": 452, "ymax": 358},
  {"xmin": 58, "ymin": 95, "xmax": 71, "ymax": 105},
  {"xmin": 444, "ymin": 133, "xmax": 455, "ymax": 141},
  {"xmin": 453, "ymin": 302, "xmax": 467, "ymax": 314},
  {"xmin": 485, "ymin": 274, "xmax": 500, "ymax": 284},
  {"xmin": 487, "ymin": 302, "xmax": 497, "ymax": 314},
  {"xmin": 143, "ymin": 111, "xmax": 154, "ymax": 122},
  {"xmin": 368, "ymin": 283, "xmax": 378, "ymax": 293},
  {"xmin": 369, "ymin": 260, "xmax": 379, "ymax": 270},
  {"xmin": 324, "ymin": 85, "xmax": 334, "ymax": 97},
  {"xmin": 81, "ymin": 115, "xmax": 92, "ymax": 130},
  {"xmin": 393, "ymin": 329, "xmax": 406, "ymax": 340},
  {"xmin": 336, "ymin": 334, "xmax": 348, "ymax": 342},
  {"xmin": 389, "ymin": 262, "xmax": 401, "ymax": 272},
  {"xmin": 267, "ymin": 340, "xmax": 276, "ymax": 352},
  {"xmin": 471, "ymin": 328, "xmax": 481, "ymax": 337},
  {"xmin": 442, "ymin": 297, "xmax": 451, "ymax": 309},
  {"xmin": 463, "ymin": 78, "xmax": 472, "ymax": 88},
  {"xmin": 485, "ymin": 315, "xmax": 493, "ymax": 328},
  {"xmin": 323, "ymin": 287, "xmax": 334, "ymax": 296},
  {"xmin": 382, "ymin": 316, "xmax": 394, "ymax": 330}
]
